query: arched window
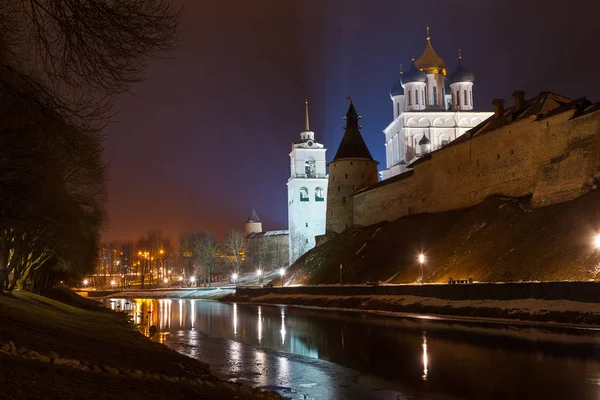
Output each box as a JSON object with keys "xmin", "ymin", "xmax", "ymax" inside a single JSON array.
[
  {"xmin": 456, "ymin": 90, "xmax": 460, "ymax": 107},
  {"xmin": 464, "ymin": 89, "xmax": 468, "ymax": 106},
  {"xmin": 315, "ymin": 187, "xmax": 324, "ymax": 201},
  {"xmin": 305, "ymin": 157, "xmax": 316, "ymax": 178},
  {"xmin": 433, "ymin": 86, "xmax": 438, "ymax": 105},
  {"xmin": 300, "ymin": 187, "xmax": 309, "ymax": 202},
  {"xmin": 415, "ymin": 89, "xmax": 419, "ymax": 105},
  {"xmin": 408, "ymin": 90, "xmax": 412, "ymax": 105},
  {"xmin": 470, "ymin": 91, "xmax": 473, "ymax": 107}
]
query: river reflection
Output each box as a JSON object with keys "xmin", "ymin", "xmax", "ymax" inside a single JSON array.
[{"xmin": 110, "ymin": 299, "xmax": 600, "ymax": 399}]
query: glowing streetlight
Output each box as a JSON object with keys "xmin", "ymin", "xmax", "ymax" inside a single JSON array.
[
  {"xmin": 163, "ymin": 278, "xmax": 168, "ymax": 284},
  {"xmin": 83, "ymin": 279, "xmax": 88, "ymax": 286},
  {"xmin": 178, "ymin": 276, "xmax": 183, "ymax": 281},
  {"xmin": 256, "ymin": 269, "xmax": 262, "ymax": 276},
  {"xmin": 279, "ymin": 268, "xmax": 285, "ymax": 287},
  {"xmin": 190, "ymin": 276, "xmax": 196, "ymax": 284},
  {"xmin": 232, "ymin": 272, "xmax": 238, "ymax": 282},
  {"xmin": 110, "ymin": 280, "xmax": 116, "ymax": 287},
  {"xmin": 418, "ymin": 253, "xmax": 426, "ymax": 284},
  {"xmin": 594, "ymin": 234, "xmax": 600, "ymax": 249}
]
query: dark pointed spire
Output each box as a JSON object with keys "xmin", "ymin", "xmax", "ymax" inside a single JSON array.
[
  {"xmin": 333, "ymin": 101, "xmax": 373, "ymax": 161},
  {"xmin": 247, "ymin": 208, "xmax": 260, "ymax": 223}
]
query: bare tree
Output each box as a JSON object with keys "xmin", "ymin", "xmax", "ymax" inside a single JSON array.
[{"xmin": 223, "ymin": 230, "xmax": 246, "ymax": 275}]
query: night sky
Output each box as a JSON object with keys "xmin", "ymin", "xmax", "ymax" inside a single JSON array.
[{"xmin": 103, "ymin": 0, "xmax": 600, "ymax": 242}]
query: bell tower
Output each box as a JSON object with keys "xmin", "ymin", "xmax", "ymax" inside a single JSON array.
[{"xmin": 287, "ymin": 100, "xmax": 328, "ymax": 264}]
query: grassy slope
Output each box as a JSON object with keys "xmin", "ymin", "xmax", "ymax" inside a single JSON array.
[
  {"xmin": 288, "ymin": 190, "xmax": 600, "ymax": 285},
  {"xmin": 0, "ymin": 290, "xmax": 277, "ymax": 400}
]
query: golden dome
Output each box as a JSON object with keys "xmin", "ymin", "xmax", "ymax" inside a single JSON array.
[{"xmin": 415, "ymin": 27, "xmax": 447, "ymax": 75}]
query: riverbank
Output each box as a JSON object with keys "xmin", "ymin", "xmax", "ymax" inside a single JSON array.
[
  {"xmin": 79, "ymin": 287, "xmax": 235, "ymax": 300},
  {"xmin": 0, "ymin": 289, "xmax": 281, "ymax": 400},
  {"xmin": 224, "ymin": 292, "xmax": 600, "ymax": 327}
]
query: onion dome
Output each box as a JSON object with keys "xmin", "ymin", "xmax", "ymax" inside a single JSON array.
[
  {"xmin": 415, "ymin": 27, "xmax": 447, "ymax": 74},
  {"xmin": 418, "ymin": 134, "xmax": 430, "ymax": 145},
  {"xmin": 401, "ymin": 60, "xmax": 427, "ymax": 85},
  {"xmin": 447, "ymin": 50, "xmax": 475, "ymax": 85},
  {"xmin": 390, "ymin": 66, "xmax": 405, "ymax": 98}
]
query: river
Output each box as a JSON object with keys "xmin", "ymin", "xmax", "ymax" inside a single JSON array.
[{"xmin": 106, "ymin": 298, "xmax": 600, "ymax": 400}]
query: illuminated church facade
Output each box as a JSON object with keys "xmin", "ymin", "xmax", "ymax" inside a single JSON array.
[
  {"xmin": 381, "ymin": 29, "xmax": 494, "ymax": 180},
  {"xmin": 286, "ymin": 101, "xmax": 328, "ymax": 264}
]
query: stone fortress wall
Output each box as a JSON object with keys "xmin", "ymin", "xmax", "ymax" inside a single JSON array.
[{"xmin": 352, "ymin": 95, "xmax": 600, "ymax": 227}]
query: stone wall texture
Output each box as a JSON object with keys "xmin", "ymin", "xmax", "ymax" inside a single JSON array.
[{"xmin": 353, "ymin": 108, "xmax": 600, "ymax": 227}]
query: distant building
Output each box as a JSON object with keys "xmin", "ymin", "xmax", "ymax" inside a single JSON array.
[
  {"xmin": 244, "ymin": 209, "xmax": 289, "ymax": 270},
  {"xmin": 381, "ymin": 28, "xmax": 494, "ymax": 180},
  {"xmin": 287, "ymin": 101, "xmax": 328, "ymax": 263}
]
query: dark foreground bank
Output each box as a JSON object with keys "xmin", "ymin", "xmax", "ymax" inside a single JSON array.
[{"xmin": 0, "ymin": 288, "xmax": 281, "ymax": 400}]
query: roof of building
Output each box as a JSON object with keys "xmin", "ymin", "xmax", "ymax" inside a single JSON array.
[
  {"xmin": 390, "ymin": 81, "xmax": 404, "ymax": 97},
  {"xmin": 333, "ymin": 102, "xmax": 374, "ymax": 161},
  {"xmin": 247, "ymin": 208, "xmax": 260, "ymax": 223},
  {"xmin": 447, "ymin": 53, "xmax": 475, "ymax": 85},
  {"xmin": 418, "ymin": 134, "xmax": 431, "ymax": 145},
  {"xmin": 415, "ymin": 28, "xmax": 447, "ymax": 73},
  {"xmin": 246, "ymin": 230, "xmax": 289, "ymax": 239},
  {"xmin": 401, "ymin": 60, "xmax": 427, "ymax": 85}
]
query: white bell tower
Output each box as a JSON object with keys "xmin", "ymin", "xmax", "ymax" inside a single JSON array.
[{"xmin": 287, "ymin": 100, "xmax": 328, "ymax": 265}]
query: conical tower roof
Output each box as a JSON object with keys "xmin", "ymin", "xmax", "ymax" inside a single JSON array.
[
  {"xmin": 333, "ymin": 101, "xmax": 373, "ymax": 161},
  {"xmin": 247, "ymin": 208, "xmax": 260, "ymax": 223},
  {"xmin": 415, "ymin": 27, "xmax": 447, "ymax": 74}
]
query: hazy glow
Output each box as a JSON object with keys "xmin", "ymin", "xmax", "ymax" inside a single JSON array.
[
  {"xmin": 279, "ymin": 268, "xmax": 285, "ymax": 276},
  {"xmin": 257, "ymin": 269, "xmax": 262, "ymax": 276},
  {"xmin": 232, "ymin": 273, "xmax": 239, "ymax": 281},
  {"xmin": 422, "ymin": 335, "xmax": 429, "ymax": 381},
  {"xmin": 179, "ymin": 276, "xmax": 183, "ymax": 281},
  {"xmin": 83, "ymin": 279, "xmax": 88, "ymax": 285},
  {"xmin": 190, "ymin": 276, "xmax": 196, "ymax": 282},
  {"xmin": 110, "ymin": 280, "xmax": 116, "ymax": 286},
  {"xmin": 418, "ymin": 254, "xmax": 425, "ymax": 264},
  {"xmin": 594, "ymin": 234, "xmax": 600, "ymax": 249},
  {"xmin": 164, "ymin": 278, "xmax": 168, "ymax": 283}
]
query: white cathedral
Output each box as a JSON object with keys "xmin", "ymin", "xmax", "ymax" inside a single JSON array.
[
  {"xmin": 285, "ymin": 29, "xmax": 493, "ymax": 264},
  {"xmin": 380, "ymin": 29, "xmax": 493, "ymax": 179},
  {"xmin": 287, "ymin": 101, "xmax": 328, "ymax": 264}
]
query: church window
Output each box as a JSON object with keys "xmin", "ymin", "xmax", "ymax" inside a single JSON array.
[
  {"xmin": 397, "ymin": 102, "xmax": 400, "ymax": 115},
  {"xmin": 433, "ymin": 87, "xmax": 438, "ymax": 105},
  {"xmin": 441, "ymin": 139, "xmax": 449, "ymax": 146},
  {"xmin": 415, "ymin": 90, "xmax": 419, "ymax": 105},
  {"xmin": 306, "ymin": 223, "xmax": 308, "ymax": 227},
  {"xmin": 315, "ymin": 187, "xmax": 324, "ymax": 201},
  {"xmin": 464, "ymin": 90, "xmax": 468, "ymax": 106},
  {"xmin": 470, "ymin": 91, "xmax": 473, "ymax": 106},
  {"xmin": 306, "ymin": 239, "xmax": 309, "ymax": 244},
  {"xmin": 305, "ymin": 157, "xmax": 316, "ymax": 178},
  {"xmin": 300, "ymin": 187, "xmax": 309, "ymax": 202},
  {"xmin": 456, "ymin": 90, "xmax": 460, "ymax": 107},
  {"xmin": 423, "ymin": 90, "xmax": 425, "ymax": 105},
  {"xmin": 408, "ymin": 91, "xmax": 412, "ymax": 105}
]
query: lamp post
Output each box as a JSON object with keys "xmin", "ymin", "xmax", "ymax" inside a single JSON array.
[
  {"xmin": 418, "ymin": 253, "xmax": 426, "ymax": 284},
  {"xmin": 190, "ymin": 276, "xmax": 196, "ymax": 287},
  {"xmin": 594, "ymin": 234, "xmax": 600, "ymax": 250},
  {"xmin": 279, "ymin": 268, "xmax": 285, "ymax": 287},
  {"xmin": 232, "ymin": 273, "xmax": 239, "ymax": 288},
  {"xmin": 257, "ymin": 269, "xmax": 262, "ymax": 285},
  {"xmin": 83, "ymin": 279, "xmax": 88, "ymax": 288}
]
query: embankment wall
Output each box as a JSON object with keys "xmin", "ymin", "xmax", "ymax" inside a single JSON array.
[
  {"xmin": 236, "ymin": 281, "xmax": 600, "ymax": 303},
  {"xmin": 354, "ymin": 107, "xmax": 600, "ymax": 226}
]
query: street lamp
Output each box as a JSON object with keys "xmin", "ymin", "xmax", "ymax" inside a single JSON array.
[
  {"xmin": 232, "ymin": 273, "xmax": 238, "ymax": 287},
  {"xmin": 83, "ymin": 279, "xmax": 88, "ymax": 287},
  {"xmin": 190, "ymin": 276, "xmax": 196, "ymax": 287},
  {"xmin": 418, "ymin": 253, "xmax": 425, "ymax": 284},
  {"xmin": 110, "ymin": 280, "xmax": 116, "ymax": 287},
  {"xmin": 594, "ymin": 234, "xmax": 600, "ymax": 249},
  {"xmin": 279, "ymin": 268, "xmax": 285, "ymax": 287},
  {"xmin": 256, "ymin": 269, "xmax": 262, "ymax": 285}
]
